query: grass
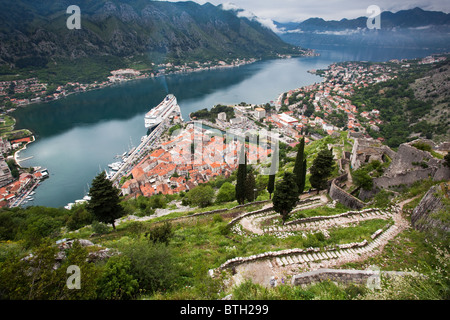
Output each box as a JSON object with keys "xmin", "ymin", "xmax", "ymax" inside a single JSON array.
[
  {"xmin": 287, "ymin": 202, "xmax": 350, "ymax": 222},
  {"xmin": 231, "ymin": 278, "xmax": 366, "ymax": 300},
  {"xmin": 88, "ymin": 203, "xmax": 391, "ymax": 291}
]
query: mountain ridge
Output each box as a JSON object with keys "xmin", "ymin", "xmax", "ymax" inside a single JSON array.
[
  {"xmin": 274, "ymin": 7, "xmax": 450, "ymax": 50},
  {"xmin": 0, "ymin": 0, "xmax": 305, "ymax": 75},
  {"xmin": 275, "ymin": 7, "xmax": 450, "ymax": 32}
]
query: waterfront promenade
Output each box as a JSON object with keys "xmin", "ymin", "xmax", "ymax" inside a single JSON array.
[
  {"xmin": 110, "ymin": 100, "xmax": 183, "ymax": 186},
  {"xmin": 110, "ymin": 120, "xmax": 168, "ymax": 186}
]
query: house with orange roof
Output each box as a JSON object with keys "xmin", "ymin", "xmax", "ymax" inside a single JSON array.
[
  {"xmin": 209, "ymin": 162, "xmax": 222, "ymax": 173},
  {"xmin": 10, "ymin": 137, "xmax": 32, "ymax": 145},
  {"xmin": 158, "ymin": 151, "xmax": 172, "ymax": 163},
  {"xmin": 5, "ymin": 194, "xmax": 15, "ymax": 201},
  {"xmin": 140, "ymin": 183, "xmax": 155, "ymax": 197},
  {"xmin": 121, "ymin": 178, "xmax": 139, "ymax": 196},
  {"xmin": 150, "ymin": 148, "xmax": 165, "ymax": 159},
  {"xmin": 131, "ymin": 166, "xmax": 146, "ymax": 183}
]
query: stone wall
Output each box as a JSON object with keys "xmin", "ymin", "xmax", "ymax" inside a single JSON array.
[
  {"xmin": 329, "ymin": 179, "xmax": 365, "ymax": 210},
  {"xmin": 350, "ymin": 137, "xmax": 395, "ymax": 170},
  {"xmin": 372, "ymin": 141, "xmax": 450, "ymax": 189},
  {"xmin": 374, "ymin": 168, "xmax": 434, "ymax": 189},
  {"xmin": 411, "ymin": 183, "xmax": 450, "ymax": 235},
  {"xmin": 291, "ymin": 269, "xmax": 419, "ymax": 286}
]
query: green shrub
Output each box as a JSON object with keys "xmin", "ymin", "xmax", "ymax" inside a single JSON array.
[
  {"xmin": 91, "ymin": 220, "xmax": 110, "ymax": 235},
  {"xmin": 96, "ymin": 255, "xmax": 139, "ymax": 300},
  {"xmin": 122, "ymin": 240, "xmax": 180, "ymax": 295},
  {"xmin": 146, "ymin": 222, "xmax": 173, "ymax": 245}
]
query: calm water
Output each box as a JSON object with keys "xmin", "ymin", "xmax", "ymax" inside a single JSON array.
[{"xmin": 13, "ymin": 45, "xmax": 440, "ymax": 207}]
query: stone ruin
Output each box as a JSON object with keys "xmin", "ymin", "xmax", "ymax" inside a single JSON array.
[
  {"xmin": 349, "ymin": 137, "xmax": 449, "ymax": 200},
  {"xmin": 350, "ymin": 137, "xmax": 395, "ymax": 170},
  {"xmin": 373, "ymin": 139, "xmax": 450, "ymax": 190}
]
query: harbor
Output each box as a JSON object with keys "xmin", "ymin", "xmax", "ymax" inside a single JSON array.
[
  {"xmin": 107, "ymin": 94, "xmax": 183, "ymax": 187},
  {"xmin": 7, "ymin": 168, "xmax": 49, "ymax": 208}
]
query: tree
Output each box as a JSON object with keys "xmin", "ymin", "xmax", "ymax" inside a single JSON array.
[
  {"xmin": 272, "ymin": 172, "xmax": 299, "ymax": 224},
  {"xmin": 352, "ymin": 168, "xmax": 374, "ymax": 191},
  {"xmin": 66, "ymin": 205, "xmax": 94, "ymax": 231},
  {"xmin": 86, "ymin": 171, "xmax": 125, "ymax": 230},
  {"xmin": 96, "ymin": 255, "xmax": 139, "ymax": 300},
  {"xmin": 267, "ymin": 174, "xmax": 275, "ymax": 200},
  {"xmin": 123, "ymin": 240, "xmax": 179, "ymax": 295},
  {"xmin": 235, "ymin": 144, "xmax": 247, "ymax": 205},
  {"xmin": 293, "ymin": 138, "xmax": 306, "ymax": 194},
  {"xmin": 146, "ymin": 222, "xmax": 173, "ymax": 245},
  {"xmin": 267, "ymin": 142, "xmax": 279, "ymax": 199},
  {"xmin": 309, "ymin": 148, "xmax": 335, "ymax": 191},
  {"xmin": 215, "ymin": 182, "xmax": 235, "ymax": 203},
  {"xmin": 244, "ymin": 171, "xmax": 256, "ymax": 202},
  {"xmin": 301, "ymin": 159, "xmax": 307, "ymax": 193},
  {"xmin": 186, "ymin": 184, "xmax": 214, "ymax": 208}
]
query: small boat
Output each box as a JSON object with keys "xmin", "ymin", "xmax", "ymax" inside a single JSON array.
[
  {"xmin": 108, "ymin": 162, "xmax": 123, "ymax": 171},
  {"xmin": 64, "ymin": 203, "xmax": 75, "ymax": 210}
]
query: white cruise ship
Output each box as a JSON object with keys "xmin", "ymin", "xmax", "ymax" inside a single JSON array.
[{"xmin": 145, "ymin": 94, "xmax": 180, "ymax": 129}]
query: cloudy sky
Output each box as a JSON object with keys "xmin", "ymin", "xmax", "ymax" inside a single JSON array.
[{"xmin": 171, "ymin": 0, "xmax": 450, "ymax": 23}]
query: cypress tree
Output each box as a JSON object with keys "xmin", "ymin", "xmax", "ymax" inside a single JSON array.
[
  {"xmin": 301, "ymin": 158, "xmax": 307, "ymax": 193},
  {"xmin": 245, "ymin": 171, "xmax": 256, "ymax": 202},
  {"xmin": 309, "ymin": 148, "xmax": 335, "ymax": 191},
  {"xmin": 86, "ymin": 171, "xmax": 125, "ymax": 230},
  {"xmin": 293, "ymin": 137, "xmax": 306, "ymax": 195},
  {"xmin": 235, "ymin": 144, "xmax": 247, "ymax": 205},
  {"xmin": 272, "ymin": 172, "xmax": 299, "ymax": 225},
  {"xmin": 267, "ymin": 142, "xmax": 279, "ymax": 199},
  {"xmin": 267, "ymin": 174, "xmax": 275, "ymax": 200}
]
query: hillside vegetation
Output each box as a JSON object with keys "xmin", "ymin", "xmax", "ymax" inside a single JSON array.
[
  {"xmin": 0, "ymin": 0, "xmax": 305, "ymax": 84},
  {"xmin": 0, "ymin": 132, "xmax": 448, "ymax": 300},
  {"xmin": 351, "ymin": 58, "xmax": 450, "ymax": 146}
]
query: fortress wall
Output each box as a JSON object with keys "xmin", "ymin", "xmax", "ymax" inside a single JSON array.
[{"xmin": 329, "ymin": 179, "xmax": 365, "ymax": 210}]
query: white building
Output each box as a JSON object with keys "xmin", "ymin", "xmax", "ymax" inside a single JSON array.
[
  {"xmin": 278, "ymin": 113, "xmax": 298, "ymax": 127},
  {"xmin": 254, "ymin": 107, "xmax": 266, "ymax": 120},
  {"xmin": 217, "ymin": 112, "xmax": 227, "ymax": 121}
]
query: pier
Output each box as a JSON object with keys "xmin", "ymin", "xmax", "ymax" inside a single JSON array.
[{"xmin": 110, "ymin": 97, "xmax": 183, "ymax": 185}]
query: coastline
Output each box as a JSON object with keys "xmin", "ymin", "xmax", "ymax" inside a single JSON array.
[
  {"xmin": 4, "ymin": 51, "xmax": 320, "ymax": 208},
  {"xmin": 13, "ymin": 135, "xmax": 35, "ymax": 168},
  {"xmin": 4, "ymin": 51, "xmax": 318, "ymax": 111}
]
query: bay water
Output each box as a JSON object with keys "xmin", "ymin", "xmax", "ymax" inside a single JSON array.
[{"xmin": 13, "ymin": 45, "xmax": 439, "ymax": 207}]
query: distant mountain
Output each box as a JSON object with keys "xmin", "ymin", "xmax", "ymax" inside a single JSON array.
[
  {"xmin": 0, "ymin": 0, "xmax": 304, "ymax": 76},
  {"xmin": 275, "ymin": 7, "xmax": 450, "ymax": 50}
]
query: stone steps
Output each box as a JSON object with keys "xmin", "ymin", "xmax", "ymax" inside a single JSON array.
[
  {"xmin": 262, "ymin": 208, "xmax": 390, "ymax": 235},
  {"xmin": 273, "ymin": 224, "xmax": 399, "ymax": 267}
]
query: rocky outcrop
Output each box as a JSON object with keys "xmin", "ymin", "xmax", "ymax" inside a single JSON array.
[
  {"xmin": 411, "ymin": 182, "xmax": 450, "ymax": 236},
  {"xmin": 56, "ymin": 239, "xmax": 116, "ymax": 262}
]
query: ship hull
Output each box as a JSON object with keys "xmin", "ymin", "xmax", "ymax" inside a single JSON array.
[{"xmin": 144, "ymin": 94, "xmax": 179, "ymax": 128}]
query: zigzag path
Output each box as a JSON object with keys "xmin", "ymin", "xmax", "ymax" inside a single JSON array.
[{"xmin": 219, "ymin": 194, "xmax": 416, "ymax": 288}]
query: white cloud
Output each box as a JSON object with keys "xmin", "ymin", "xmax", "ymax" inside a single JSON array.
[
  {"xmin": 162, "ymin": 0, "xmax": 450, "ymax": 26},
  {"xmin": 180, "ymin": 0, "xmax": 450, "ymax": 23},
  {"xmin": 219, "ymin": 2, "xmax": 280, "ymax": 32}
]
